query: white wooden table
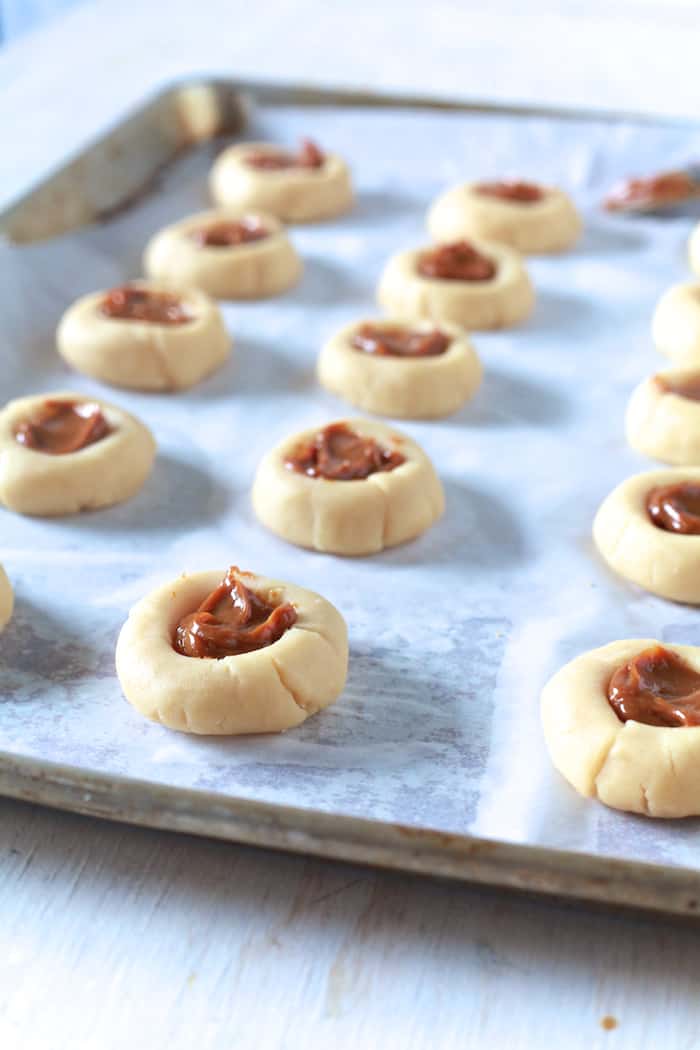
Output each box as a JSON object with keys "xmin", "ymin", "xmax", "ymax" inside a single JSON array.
[{"xmin": 3, "ymin": 3, "xmax": 700, "ymax": 1046}]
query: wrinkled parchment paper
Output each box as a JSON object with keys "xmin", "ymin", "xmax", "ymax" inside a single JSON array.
[{"xmin": 3, "ymin": 102, "xmax": 700, "ymax": 870}]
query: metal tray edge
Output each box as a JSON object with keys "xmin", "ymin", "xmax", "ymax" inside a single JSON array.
[{"xmin": 1, "ymin": 749, "xmax": 699, "ymax": 917}]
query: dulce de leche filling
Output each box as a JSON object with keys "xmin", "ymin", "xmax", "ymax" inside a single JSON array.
[
  {"xmin": 174, "ymin": 566, "xmax": 297, "ymax": 659},
  {"xmin": 14, "ymin": 399, "xmax": 110, "ymax": 455},
  {"xmin": 654, "ymin": 373, "xmax": 700, "ymax": 402},
  {"xmin": 285, "ymin": 422, "xmax": 405, "ymax": 481},
  {"xmin": 608, "ymin": 645, "xmax": 700, "ymax": 726},
  {"xmin": 100, "ymin": 286, "xmax": 192, "ymax": 325},
  {"xmin": 193, "ymin": 218, "xmax": 269, "ymax": 247},
  {"xmin": 604, "ymin": 171, "xmax": 697, "ymax": 212},
  {"xmin": 474, "ymin": 180, "xmax": 544, "ymax": 203},
  {"xmin": 647, "ymin": 481, "xmax": 700, "ymax": 534},
  {"xmin": 351, "ymin": 323, "xmax": 450, "ymax": 358},
  {"xmin": 244, "ymin": 138, "xmax": 325, "ymax": 171},
  {"xmin": 418, "ymin": 241, "xmax": 496, "ymax": 282}
]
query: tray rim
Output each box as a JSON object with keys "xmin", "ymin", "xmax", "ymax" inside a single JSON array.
[
  {"xmin": 3, "ymin": 73, "xmax": 700, "ymax": 916},
  {"xmin": 3, "ymin": 73, "xmax": 700, "ymax": 235},
  {"xmin": 2, "ymin": 748, "xmax": 700, "ymax": 918}
]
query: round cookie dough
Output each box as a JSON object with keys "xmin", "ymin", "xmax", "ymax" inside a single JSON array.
[
  {"xmin": 541, "ymin": 639, "xmax": 700, "ymax": 817},
  {"xmin": 0, "ymin": 564, "xmax": 13, "ymax": 632},
  {"xmin": 56, "ymin": 281, "xmax": 231, "ymax": 392},
  {"xmin": 626, "ymin": 369, "xmax": 700, "ymax": 465},
  {"xmin": 427, "ymin": 180, "xmax": 581, "ymax": 254},
  {"xmin": 252, "ymin": 418, "xmax": 445, "ymax": 555},
  {"xmin": 143, "ymin": 209, "xmax": 302, "ymax": 299},
  {"xmin": 593, "ymin": 466, "xmax": 700, "ymax": 602},
  {"xmin": 652, "ymin": 281, "xmax": 700, "ymax": 365},
  {"xmin": 0, "ymin": 391, "xmax": 156, "ymax": 517},
  {"xmin": 317, "ymin": 318, "xmax": 482, "ymax": 419},
  {"xmin": 209, "ymin": 140, "xmax": 353, "ymax": 222},
  {"xmin": 377, "ymin": 239, "xmax": 534, "ymax": 331},
  {"xmin": 116, "ymin": 567, "xmax": 348, "ymax": 735}
]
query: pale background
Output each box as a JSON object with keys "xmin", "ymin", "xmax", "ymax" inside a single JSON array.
[{"xmin": 3, "ymin": 3, "xmax": 700, "ymax": 1049}]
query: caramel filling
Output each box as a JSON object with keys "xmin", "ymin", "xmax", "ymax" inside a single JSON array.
[
  {"xmin": 14, "ymin": 400, "xmax": 110, "ymax": 455},
  {"xmin": 244, "ymin": 138, "xmax": 325, "ymax": 171},
  {"xmin": 608, "ymin": 645, "xmax": 700, "ymax": 726},
  {"xmin": 193, "ymin": 218, "xmax": 269, "ymax": 247},
  {"xmin": 285, "ymin": 422, "xmax": 405, "ymax": 481},
  {"xmin": 604, "ymin": 171, "xmax": 697, "ymax": 212},
  {"xmin": 655, "ymin": 373, "xmax": 700, "ymax": 403},
  {"xmin": 351, "ymin": 323, "xmax": 450, "ymax": 358},
  {"xmin": 647, "ymin": 481, "xmax": 700, "ymax": 534},
  {"xmin": 174, "ymin": 566, "xmax": 297, "ymax": 659},
  {"xmin": 100, "ymin": 286, "xmax": 191, "ymax": 325},
  {"xmin": 418, "ymin": 241, "xmax": 496, "ymax": 282},
  {"xmin": 474, "ymin": 180, "xmax": 544, "ymax": 203}
]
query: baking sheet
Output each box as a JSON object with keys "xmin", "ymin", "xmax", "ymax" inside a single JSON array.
[{"xmin": 3, "ymin": 98, "xmax": 700, "ymax": 880}]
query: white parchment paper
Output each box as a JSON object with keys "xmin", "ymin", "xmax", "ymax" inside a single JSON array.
[{"xmin": 3, "ymin": 102, "xmax": 700, "ymax": 869}]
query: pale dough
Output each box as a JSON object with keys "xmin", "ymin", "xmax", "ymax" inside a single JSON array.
[
  {"xmin": 0, "ymin": 391, "xmax": 156, "ymax": 517},
  {"xmin": 541, "ymin": 639, "xmax": 700, "ymax": 817},
  {"xmin": 209, "ymin": 142, "xmax": 353, "ymax": 222},
  {"xmin": 652, "ymin": 281, "xmax": 700, "ymax": 365},
  {"xmin": 427, "ymin": 182, "xmax": 581, "ymax": 254},
  {"xmin": 626, "ymin": 370, "xmax": 700, "ymax": 465},
  {"xmin": 252, "ymin": 418, "xmax": 445, "ymax": 555},
  {"xmin": 377, "ymin": 241, "xmax": 534, "ymax": 330},
  {"xmin": 0, "ymin": 564, "xmax": 13, "ymax": 632},
  {"xmin": 317, "ymin": 318, "xmax": 482, "ymax": 419},
  {"xmin": 593, "ymin": 466, "xmax": 700, "ymax": 603},
  {"xmin": 143, "ymin": 209, "xmax": 302, "ymax": 299},
  {"xmin": 56, "ymin": 281, "xmax": 231, "ymax": 392},
  {"xmin": 115, "ymin": 569, "xmax": 348, "ymax": 735}
]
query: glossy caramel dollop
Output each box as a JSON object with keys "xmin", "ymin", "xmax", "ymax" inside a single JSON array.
[
  {"xmin": 100, "ymin": 286, "xmax": 191, "ymax": 325},
  {"xmin": 244, "ymin": 138, "xmax": 325, "ymax": 171},
  {"xmin": 608, "ymin": 645, "xmax": 700, "ymax": 726},
  {"xmin": 14, "ymin": 400, "xmax": 110, "ymax": 455},
  {"xmin": 647, "ymin": 482, "xmax": 700, "ymax": 534},
  {"xmin": 193, "ymin": 218, "xmax": 269, "ymax": 247},
  {"xmin": 285, "ymin": 422, "xmax": 405, "ymax": 481},
  {"xmin": 654, "ymin": 373, "xmax": 700, "ymax": 403},
  {"xmin": 604, "ymin": 171, "xmax": 698, "ymax": 212},
  {"xmin": 351, "ymin": 323, "xmax": 450, "ymax": 358},
  {"xmin": 174, "ymin": 567, "xmax": 297, "ymax": 659},
  {"xmin": 475, "ymin": 180, "xmax": 544, "ymax": 203},
  {"xmin": 418, "ymin": 240, "xmax": 496, "ymax": 282}
]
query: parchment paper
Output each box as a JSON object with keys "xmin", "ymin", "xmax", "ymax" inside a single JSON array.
[{"xmin": 3, "ymin": 102, "xmax": 700, "ymax": 869}]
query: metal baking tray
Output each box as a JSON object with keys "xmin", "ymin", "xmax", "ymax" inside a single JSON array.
[{"xmin": 3, "ymin": 77, "xmax": 700, "ymax": 917}]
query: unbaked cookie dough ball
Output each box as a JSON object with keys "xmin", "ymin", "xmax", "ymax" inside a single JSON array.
[
  {"xmin": 0, "ymin": 564, "xmax": 13, "ymax": 632},
  {"xmin": 252, "ymin": 418, "xmax": 444, "ymax": 555},
  {"xmin": 427, "ymin": 180, "xmax": 581, "ymax": 254},
  {"xmin": 542, "ymin": 639, "xmax": 700, "ymax": 817},
  {"xmin": 652, "ymin": 281, "xmax": 700, "ymax": 365},
  {"xmin": 116, "ymin": 565, "xmax": 348, "ymax": 735},
  {"xmin": 626, "ymin": 369, "xmax": 700, "ymax": 465},
  {"xmin": 56, "ymin": 281, "xmax": 230, "ymax": 392},
  {"xmin": 377, "ymin": 239, "xmax": 534, "ymax": 331},
  {"xmin": 593, "ymin": 466, "xmax": 700, "ymax": 603},
  {"xmin": 144, "ymin": 209, "xmax": 302, "ymax": 300},
  {"xmin": 0, "ymin": 391, "xmax": 155, "ymax": 517},
  {"xmin": 209, "ymin": 138, "xmax": 353, "ymax": 223},
  {"xmin": 317, "ymin": 318, "xmax": 482, "ymax": 419}
]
